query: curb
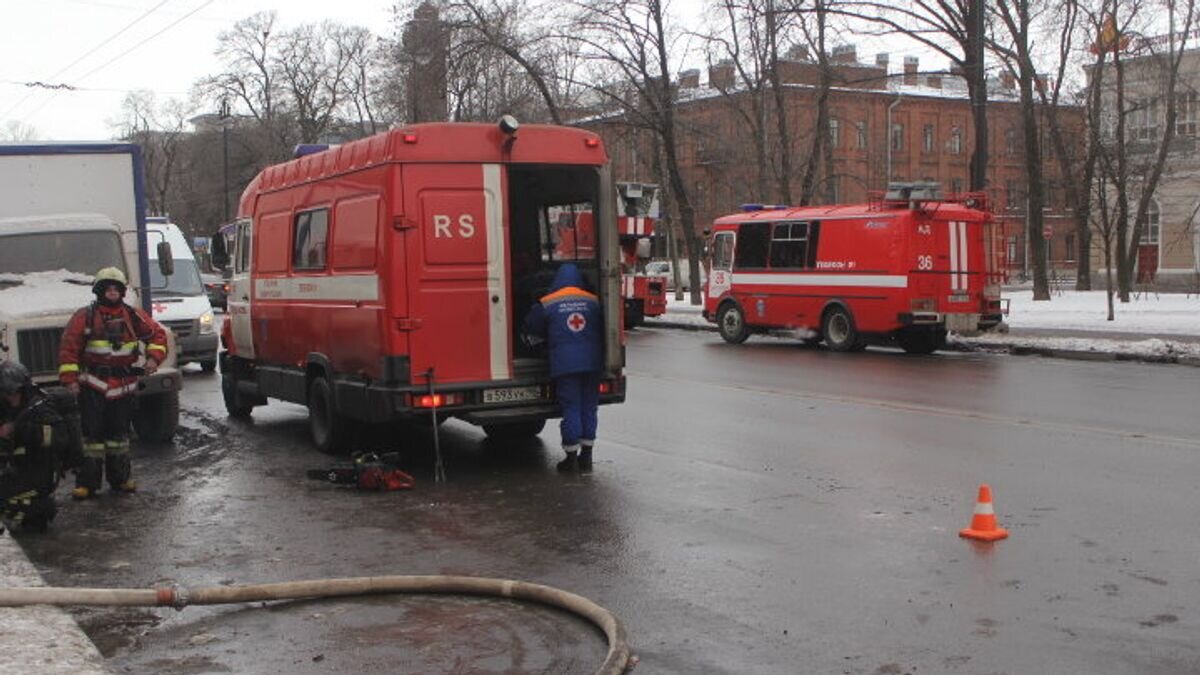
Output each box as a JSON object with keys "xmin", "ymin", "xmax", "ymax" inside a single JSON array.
[
  {"xmin": 0, "ymin": 535, "xmax": 110, "ymax": 674},
  {"xmin": 642, "ymin": 318, "xmax": 1200, "ymax": 368}
]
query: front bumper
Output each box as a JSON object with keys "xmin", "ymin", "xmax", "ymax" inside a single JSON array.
[{"xmin": 176, "ymin": 332, "xmax": 219, "ymax": 364}]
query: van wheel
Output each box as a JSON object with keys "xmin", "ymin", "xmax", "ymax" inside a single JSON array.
[
  {"xmin": 483, "ymin": 419, "xmax": 547, "ymax": 440},
  {"xmin": 898, "ymin": 328, "xmax": 946, "ymax": 355},
  {"xmin": 822, "ymin": 306, "xmax": 862, "ymax": 352},
  {"xmin": 717, "ymin": 303, "xmax": 750, "ymax": 344},
  {"xmin": 308, "ymin": 377, "xmax": 350, "ymax": 454},
  {"xmin": 200, "ymin": 359, "xmax": 217, "ymax": 373},
  {"xmin": 222, "ymin": 374, "xmax": 253, "ymax": 419}
]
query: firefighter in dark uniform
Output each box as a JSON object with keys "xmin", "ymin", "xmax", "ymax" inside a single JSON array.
[
  {"xmin": 523, "ymin": 263, "xmax": 604, "ymax": 472},
  {"xmin": 58, "ymin": 267, "xmax": 169, "ymax": 499},
  {"xmin": 0, "ymin": 360, "xmax": 67, "ymax": 533}
]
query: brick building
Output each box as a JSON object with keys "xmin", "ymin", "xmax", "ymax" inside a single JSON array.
[{"xmin": 578, "ymin": 47, "xmax": 1085, "ymax": 281}]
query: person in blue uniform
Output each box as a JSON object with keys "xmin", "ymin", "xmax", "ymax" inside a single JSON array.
[{"xmin": 523, "ymin": 263, "xmax": 604, "ymax": 472}]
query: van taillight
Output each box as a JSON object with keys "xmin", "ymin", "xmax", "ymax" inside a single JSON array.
[
  {"xmin": 911, "ymin": 298, "xmax": 936, "ymax": 312},
  {"xmin": 598, "ymin": 381, "xmax": 613, "ymax": 394},
  {"xmin": 411, "ymin": 392, "xmax": 464, "ymax": 408}
]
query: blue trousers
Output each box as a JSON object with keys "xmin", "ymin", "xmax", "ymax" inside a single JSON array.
[{"xmin": 556, "ymin": 372, "xmax": 599, "ymax": 450}]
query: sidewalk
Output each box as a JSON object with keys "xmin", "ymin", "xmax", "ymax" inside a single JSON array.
[
  {"xmin": 0, "ymin": 533, "xmax": 109, "ymax": 673},
  {"xmin": 646, "ymin": 295, "xmax": 1200, "ymax": 366}
]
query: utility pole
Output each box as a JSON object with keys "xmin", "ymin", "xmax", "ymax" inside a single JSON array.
[{"xmin": 219, "ymin": 98, "xmax": 231, "ymax": 223}]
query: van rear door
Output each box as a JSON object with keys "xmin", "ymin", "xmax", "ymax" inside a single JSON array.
[{"xmin": 403, "ymin": 164, "xmax": 510, "ymax": 385}]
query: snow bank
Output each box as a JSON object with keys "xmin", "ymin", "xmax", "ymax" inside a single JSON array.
[
  {"xmin": 1005, "ymin": 290, "xmax": 1200, "ymax": 336},
  {"xmin": 0, "ymin": 536, "xmax": 108, "ymax": 674},
  {"xmin": 0, "ymin": 270, "xmax": 94, "ymax": 320}
]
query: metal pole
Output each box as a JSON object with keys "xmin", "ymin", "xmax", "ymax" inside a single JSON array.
[{"xmin": 220, "ymin": 99, "xmax": 231, "ymax": 223}]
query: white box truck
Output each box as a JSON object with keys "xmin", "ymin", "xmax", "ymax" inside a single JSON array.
[{"xmin": 0, "ymin": 143, "xmax": 181, "ymax": 441}]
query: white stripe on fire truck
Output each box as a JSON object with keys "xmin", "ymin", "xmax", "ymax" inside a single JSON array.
[
  {"xmin": 731, "ymin": 273, "xmax": 908, "ymax": 288},
  {"xmin": 483, "ymin": 163, "xmax": 511, "ymax": 381},
  {"xmin": 253, "ymin": 274, "xmax": 380, "ymax": 302},
  {"xmin": 636, "ymin": 217, "xmax": 645, "ymax": 235},
  {"xmin": 958, "ymin": 221, "xmax": 969, "ymax": 291},
  {"xmin": 948, "ymin": 221, "xmax": 960, "ymax": 291}
]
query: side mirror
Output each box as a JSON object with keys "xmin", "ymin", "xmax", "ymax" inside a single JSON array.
[
  {"xmin": 157, "ymin": 242, "xmax": 174, "ymax": 276},
  {"xmin": 210, "ymin": 232, "xmax": 229, "ymax": 270}
]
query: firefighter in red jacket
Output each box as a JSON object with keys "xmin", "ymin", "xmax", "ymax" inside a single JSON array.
[{"xmin": 58, "ymin": 267, "xmax": 168, "ymax": 499}]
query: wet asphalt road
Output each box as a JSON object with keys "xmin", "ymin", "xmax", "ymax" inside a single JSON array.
[{"xmin": 14, "ymin": 327, "xmax": 1200, "ymax": 675}]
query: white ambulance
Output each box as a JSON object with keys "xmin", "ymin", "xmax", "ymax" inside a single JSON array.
[{"xmin": 146, "ymin": 218, "xmax": 218, "ymax": 371}]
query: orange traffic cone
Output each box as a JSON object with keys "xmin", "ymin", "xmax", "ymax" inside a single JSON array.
[{"xmin": 959, "ymin": 484, "xmax": 1009, "ymax": 542}]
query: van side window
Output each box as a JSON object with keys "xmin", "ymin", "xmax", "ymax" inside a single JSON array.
[
  {"xmin": 769, "ymin": 222, "xmax": 809, "ymax": 269},
  {"xmin": 293, "ymin": 208, "xmax": 329, "ymax": 271},
  {"xmin": 734, "ymin": 222, "xmax": 769, "ymax": 269},
  {"xmin": 237, "ymin": 220, "xmax": 251, "ymax": 273}
]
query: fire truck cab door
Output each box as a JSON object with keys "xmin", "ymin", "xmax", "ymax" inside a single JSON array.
[
  {"xmin": 229, "ymin": 217, "xmax": 255, "ymax": 359},
  {"xmin": 405, "ymin": 164, "xmax": 510, "ymax": 384}
]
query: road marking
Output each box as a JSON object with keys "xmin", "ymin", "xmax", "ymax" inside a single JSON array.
[{"xmin": 628, "ymin": 370, "xmax": 1200, "ymax": 450}]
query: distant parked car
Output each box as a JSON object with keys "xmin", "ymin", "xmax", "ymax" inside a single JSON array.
[
  {"xmin": 201, "ymin": 273, "xmax": 229, "ymax": 311},
  {"xmin": 645, "ymin": 260, "xmax": 706, "ymax": 292}
]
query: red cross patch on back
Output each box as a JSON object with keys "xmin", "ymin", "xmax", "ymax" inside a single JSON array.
[{"xmin": 567, "ymin": 312, "xmax": 586, "ymax": 332}]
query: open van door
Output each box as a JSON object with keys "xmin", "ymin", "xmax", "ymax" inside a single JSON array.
[{"xmin": 228, "ymin": 218, "xmax": 255, "ymax": 359}]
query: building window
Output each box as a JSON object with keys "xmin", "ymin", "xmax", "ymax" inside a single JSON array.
[
  {"xmin": 856, "ymin": 121, "xmax": 867, "ymax": 149},
  {"xmin": 951, "ymin": 178, "xmax": 964, "ymax": 194},
  {"xmin": 922, "ymin": 124, "xmax": 935, "ymax": 153},
  {"xmin": 1005, "ymin": 128, "xmax": 1019, "ymax": 155},
  {"xmin": 829, "ymin": 117, "xmax": 841, "ymax": 149},
  {"xmin": 891, "ymin": 123, "xmax": 904, "ymax": 151},
  {"xmin": 1142, "ymin": 200, "xmax": 1160, "ymax": 244},
  {"xmin": 1065, "ymin": 233, "xmax": 1076, "ymax": 262},
  {"xmin": 1176, "ymin": 91, "xmax": 1197, "ymax": 136},
  {"xmin": 293, "ymin": 208, "xmax": 329, "ymax": 270},
  {"xmin": 949, "ymin": 126, "xmax": 963, "ymax": 154},
  {"xmin": 1005, "ymin": 180, "xmax": 1022, "ymax": 211},
  {"xmin": 829, "ymin": 176, "xmax": 841, "ymax": 203},
  {"xmin": 1134, "ymin": 98, "xmax": 1160, "ymax": 141}
]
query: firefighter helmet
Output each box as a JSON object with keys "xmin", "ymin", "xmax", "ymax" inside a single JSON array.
[
  {"xmin": 0, "ymin": 360, "xmax": 30, "ymax": 396},
  {"xmin": 92, "ymin": 267, "xmax": 128, "ymax": 296}
]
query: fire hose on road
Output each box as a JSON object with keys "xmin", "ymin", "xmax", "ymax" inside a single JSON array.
[{"xmin": 0, "ymin": 574, "xmax": 635, "ymax": 675}]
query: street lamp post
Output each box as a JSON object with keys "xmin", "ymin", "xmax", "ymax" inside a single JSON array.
[{"xmin": 219, "ymin": 99, "xmax": 231, "ymax": 223}]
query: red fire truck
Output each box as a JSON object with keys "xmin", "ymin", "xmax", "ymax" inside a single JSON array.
[
  {"xmin": 210, "ymin": 120, "xmax": 626, "ymax": 451},
  {"xmin": 553, "ymin": 182, "xmax": 667, "ymax": 328},
  {"xmin": 703, "ymin": 184, "xmax": 1005, "ymax": 354}
]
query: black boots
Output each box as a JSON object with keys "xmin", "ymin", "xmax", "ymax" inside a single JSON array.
[
  {"xmin": 556, "ymin": 451, "xmax": 578, "ymax": 472},
  {"xmin": 558, "ymin": 445, "xmax": 594, "ymax": 473}
]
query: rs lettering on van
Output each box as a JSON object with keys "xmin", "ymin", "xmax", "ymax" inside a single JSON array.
[{"xmin": 432, "ymin": 214, "xmax": 476, "ymax": 238}]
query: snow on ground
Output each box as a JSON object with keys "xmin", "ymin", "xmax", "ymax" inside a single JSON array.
[
  {"xmin": 1004, "ymin": 290, "xmax": 1200, "ymax": 335},
  {"xmin": 650, "ymin": 292, "xmax": 1200, "ymax": 359}
]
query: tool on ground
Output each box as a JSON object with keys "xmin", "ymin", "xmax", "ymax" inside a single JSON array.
[
  {"xmin": 0, "ymin": 574, "xmax": 634, "ymax": 675},
  {"xmin": 426, "ymin": 367, "xmax": 446, "ymax": 483},
  {"xmin": 959, "ymin": 483, "xmax": 1009, "ymax": 542},
  {"xmin": 307, "ymin": 452, "xmax": 415, "ymax": 491}
]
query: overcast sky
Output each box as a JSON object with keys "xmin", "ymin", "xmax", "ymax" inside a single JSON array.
[{"xmin": 1, "ymin": 0, "xmax": 396, "ymax": 140}]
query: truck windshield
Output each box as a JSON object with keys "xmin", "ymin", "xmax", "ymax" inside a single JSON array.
[
  {"xmin": 0, "ymin": 231, "xmax": 124, "ymax": 275},
  {"xmin": 149, "ymin": 258, "xmax": 204, "ymax": 296}
]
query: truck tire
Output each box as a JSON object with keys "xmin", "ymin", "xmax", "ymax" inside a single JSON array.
[
  {"xmin": 717, "ymin": 302, "xmax": 750, "ymax": 344},
  {"xmin": 222, "ymin": 374, "xmax": 253, "ymax": 419},
  {"xmin": 897, "ymin": 328, "xmax": 946, "ymax": 355},
  {"xmin": 822, "ymin": 306, "xmax": 862, "ymax": 352},
  {"xmin": 308, "ymin": 376, "xmax": 351, "ymax": 454},
  {"xmin": 483, "ymin": 419, "xmax": 546, "ymax": 440},
  {"xmin": 133, "ymin": 391, "xmax": 179, "ymax": 442}
]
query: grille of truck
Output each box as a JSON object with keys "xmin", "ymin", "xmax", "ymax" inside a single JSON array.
[
  {"xmin": 17, "ymin": 328, "xmax": 63, "ymax": 378},
  {"xmin": 163, "ymin": 319, "xmax": 194, "ymax": 339}
]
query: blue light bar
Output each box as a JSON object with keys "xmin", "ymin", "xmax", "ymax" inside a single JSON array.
[
  {"xmin": 294, "ymin": 144, "xmax": 330, "ymax": 158},
  {"xmin": 741, "ymin": 203, "xmax": 765, "ymax": 212}
]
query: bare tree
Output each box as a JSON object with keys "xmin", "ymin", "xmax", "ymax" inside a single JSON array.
[
  {"xmin": 112, "ymin": 91, "xmax": 192, "ymax": 218},
  {"xmin": 565, "ymin": 0, "xmax": 706, "ymax": 304},
  {"xmin": 274, "ymin": 22, "xmax": 358, "ymax": 143},
  {"xmin": 1089, "ymin": 0, "xmax": 1198, "ymax": 302},
  {"xmin": 0, "ymin": 120, "xmax": 39, "ymax": 141},
  {"xmin": 840, "ymin": 0, "xmax": 990, "ymax": 192},
  {"xmin": 991, "ymin": 0, "xmax": 1052, "ymax": 300}
]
